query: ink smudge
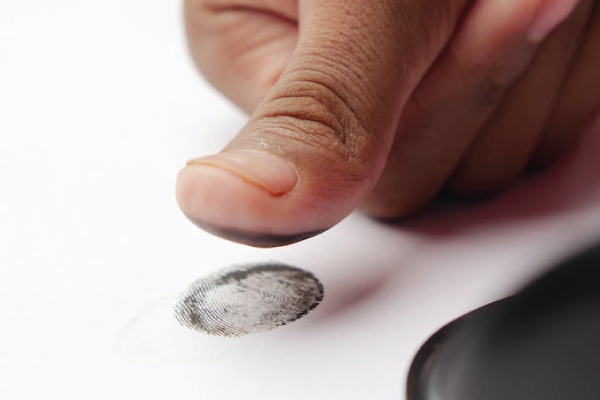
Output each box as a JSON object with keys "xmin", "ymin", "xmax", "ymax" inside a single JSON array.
[
  {"xmin": 173, "ymin": 263, "xmax": 324, "ymax": 337},
  {"xmin": 197, "ymin": 222, "xmax": 326, "ymax": 247}
]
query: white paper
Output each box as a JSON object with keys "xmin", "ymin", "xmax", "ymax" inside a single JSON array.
[{"xmin": 2, "ymin": 2, "xmax": 600, "ymax": 399}]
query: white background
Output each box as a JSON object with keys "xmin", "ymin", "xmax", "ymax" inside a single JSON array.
[{"xmin": 2, "ymin": 1, "xmax": 600, "ymax": 399}]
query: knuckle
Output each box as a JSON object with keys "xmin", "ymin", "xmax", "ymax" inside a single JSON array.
[
  {"xmin": 255, "ymin": 65, "xmax": 381, "ymax": 170},
  {"xmin": 407, "ymin": 0, "xmax": 463, "ymax": 45},
  {"xmin": 467, "ymin": 65, "xmax": 515, "ymax": 107}
]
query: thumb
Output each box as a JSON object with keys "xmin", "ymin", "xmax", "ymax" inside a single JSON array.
[{"xmin": 177, "ymin": 0, "xmax": 465, "ymax": 247}]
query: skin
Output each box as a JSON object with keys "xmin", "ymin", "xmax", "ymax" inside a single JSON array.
[{"xmin": 177, "ymin": 0, "xmax": 600, "ymax": 247}]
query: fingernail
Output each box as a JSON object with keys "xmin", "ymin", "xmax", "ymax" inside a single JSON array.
[
  {"xmin": 186, "ymin": 150, "xmax": 298, "ymax": 196},
  {"xmin": 528, "ymin": 0, "xmax": 580, "ymax": 44}
]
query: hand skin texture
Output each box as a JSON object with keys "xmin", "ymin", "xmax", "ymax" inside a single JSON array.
[{"xmin": 176, "ymin": 0, "xmax": 600, "ymax": 247}]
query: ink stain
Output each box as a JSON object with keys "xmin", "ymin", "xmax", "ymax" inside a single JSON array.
[
  {"xmin": 198, "ymin": 223, "xmax": 326, "ymax": 247},
  {"xmin": 173, "ymin": 263, "xmax": 324, "ymax": 337}
]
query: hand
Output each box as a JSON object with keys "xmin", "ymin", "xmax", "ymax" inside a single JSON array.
[{"xmin": 177, "ymin": 0, "xmax": 600, "ymax": 247}]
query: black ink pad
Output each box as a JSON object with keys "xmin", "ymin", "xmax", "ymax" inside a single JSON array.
[
  {"xmin": 174, "ymin": 263, "xmax": 324, "ymax": 337},
  {"xmin": 407, "ymin": 243, "xmax": 600, "ymax": 400}
]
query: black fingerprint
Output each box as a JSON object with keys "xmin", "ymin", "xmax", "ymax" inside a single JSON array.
[{"xmin": 174, "ymin": 263, "xmax": 324, "ymax": 337}]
